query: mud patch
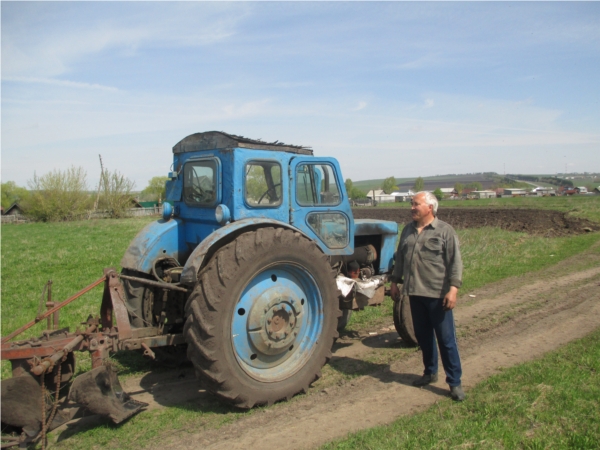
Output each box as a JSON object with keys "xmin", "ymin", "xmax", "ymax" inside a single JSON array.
[{"xmin": 353, "ymin": 208, "xmax": 600, "ymax": 237}]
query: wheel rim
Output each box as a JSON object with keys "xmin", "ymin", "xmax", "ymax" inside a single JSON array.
[{"xmin": 231, "ymin": 263, "xmax": 324, "ymax": 382}]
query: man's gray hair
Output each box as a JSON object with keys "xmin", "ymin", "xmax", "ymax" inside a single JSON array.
[{"xmin": 416, "ymin": 191, "xmax": 438, "ymax": 215}]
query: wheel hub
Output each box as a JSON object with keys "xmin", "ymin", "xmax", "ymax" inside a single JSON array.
[{"xmin": 248, "ymin": 295, "xmax": 303, "ymax": 356}]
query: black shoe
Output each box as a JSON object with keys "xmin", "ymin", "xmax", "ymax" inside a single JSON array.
[
  {"xmin": 449, "ymin": 384, "xmax": 465, "ymax": 401},
  {"xmin": 412, "ymin": 373, "xmax": 438, "ymax": 387}
]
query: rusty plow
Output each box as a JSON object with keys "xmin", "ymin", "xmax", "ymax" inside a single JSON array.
[{"xmin": 0, "ymin": 269, "xmax": 162, "ymax": 448}]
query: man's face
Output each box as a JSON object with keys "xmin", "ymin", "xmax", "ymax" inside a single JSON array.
[{"xmin": 411, "ymin": 194, "xmax": 433, "ymax": 222}]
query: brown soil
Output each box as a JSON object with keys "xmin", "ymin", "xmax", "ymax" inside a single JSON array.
[{"xmin": 352, "ymin": 208, "xmax": 600, "ymax": 237}]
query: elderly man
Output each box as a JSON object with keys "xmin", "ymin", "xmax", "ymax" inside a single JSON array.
[{"xmin": 390, "ymin": 191, "xmax": 465, "ymax": 401}]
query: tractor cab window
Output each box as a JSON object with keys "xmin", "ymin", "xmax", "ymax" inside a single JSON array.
[
  {"xmin": 296, "ymin": 163, "xmax": 347, "ymax": 248},
  {"xmin": 245, "ymin": 161, "xmax": 282, "ymax": 207},
  {"xmin": 183, "ymin": 159, "xmax": 218, "ymax": 206},
  {"xmin": 296, "ymin": 163, "xmax": 341, "ymax": 207}
]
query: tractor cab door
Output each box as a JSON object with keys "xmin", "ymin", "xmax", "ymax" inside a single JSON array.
[{"xmin": 289, "ymin": 157, "xmax": 354, "ymax": 255}]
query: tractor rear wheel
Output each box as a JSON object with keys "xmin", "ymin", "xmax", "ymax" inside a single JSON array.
[
  {"xmin": 184, "ymin": 227, "xmax": 339, "ymax": 408},
  {"xmin": 393, "ymin": 295, "xmax": 418, "ymax": 347}
]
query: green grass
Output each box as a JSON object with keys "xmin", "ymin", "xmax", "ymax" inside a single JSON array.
[
  {"xmin": 43, "ymin": 395, "xmax": 249, "ymax": 450},
  {"xmin": 2, "ymin": 214, "xmax": 600, "ymax": 448},
  {"xmin": 1, "ymin": 218, "xmax": 155, "ymax": 337},
  {"xmin": 321, "ymin": 327, "xmax": 600, "ymax": 450},
  {"xmin": 1, "ymin": 218, "xmax": 156, "ymax": 379}
]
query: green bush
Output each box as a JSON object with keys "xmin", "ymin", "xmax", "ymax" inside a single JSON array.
[{"xmin": 23, "ymin": 167, "xmax": 92, "ymax": 221}]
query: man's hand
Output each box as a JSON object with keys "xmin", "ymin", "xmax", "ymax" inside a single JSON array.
[
  {"xmin": 390, "ymin": 282, "xmax": 400, "ymax": 301},
  {"xmin": 443, "ymin": 286, "xmax": 459, "ymax": 310}
]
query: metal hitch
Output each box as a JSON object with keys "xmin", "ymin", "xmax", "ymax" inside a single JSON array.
[{"xmin": 69, "ymin": 366, "xmax": 148, "ymax": 424}]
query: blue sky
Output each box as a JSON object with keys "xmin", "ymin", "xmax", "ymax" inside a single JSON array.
[{"xmin": 2, "ymin": 1, "xmax": 599, "ymax": 191}]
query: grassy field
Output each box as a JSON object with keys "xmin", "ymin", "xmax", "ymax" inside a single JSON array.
[
  {"xmin": 322, "ymin": 328, "xmax": 600, "ymax": 450},
  {"xmin": 1, "ymin": 217, "xmax": 156, "ymax": 379},
  {"xmin": 1, "ymin": 206, "xmax": 599, "ymax": 448}
]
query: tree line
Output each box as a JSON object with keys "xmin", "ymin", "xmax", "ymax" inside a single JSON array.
[{"xmin": 2, "ymin": 168, "xmax": 168, "ymax": 222}]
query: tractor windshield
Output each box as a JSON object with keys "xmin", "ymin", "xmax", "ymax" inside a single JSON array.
[
  {"xmin": 295, "ymin": 163, "xmax": 341, "ymax": 207},
  {"xmin": 183, "ymin": 159, "xmax": 218, "ymax": 206},
  {"xmin": 245, "ymin": 161, "xmax": 282, "ymax": 207}
]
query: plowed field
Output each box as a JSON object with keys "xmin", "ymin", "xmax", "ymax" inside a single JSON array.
[{"xmin": 352, "ymin": 207, "xmax": 600, "ymax": 236}]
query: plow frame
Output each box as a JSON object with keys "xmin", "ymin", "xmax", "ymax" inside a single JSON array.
[
  {"xmin": 2, "ymin": 268, "xmax": 187, "ymax": 375},
  {"xmin": 1, "ymin": 269, "xmax": 188, "ymax": 448}
]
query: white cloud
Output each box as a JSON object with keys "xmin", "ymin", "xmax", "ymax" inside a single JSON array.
[
  {"xmin": 3, "ymin": 77, "xmax": 119, "ymax": 92},
  {"xmin": 423, "ymin": 98, "xmax": 434, "ymax": 109},
  {"xmin": 352, "ymin": 101, "xmax": 367, "ymax": 112},
  {"xmin": 1, "ymin": 3, "xmax": 248, "ymax": 79}
]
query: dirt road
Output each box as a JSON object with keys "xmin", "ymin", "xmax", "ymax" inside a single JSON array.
[{"xmin": 116, "ymin": 244, "xmax": 600, "ymax": 450}]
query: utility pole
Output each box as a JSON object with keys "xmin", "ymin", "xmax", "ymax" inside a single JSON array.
[{"xmin": 93, "ymin": 154, "xmax": 105, "ymax": 211}]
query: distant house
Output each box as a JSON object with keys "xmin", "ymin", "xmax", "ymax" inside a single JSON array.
[
  {"xmin": 439, "ymin": 188, "xmax": 458, "ymax": 198},
  {"xmin": 391, "ymin": 190, "xmax": 414, "ymax": 202},
  {"xmin": 471, "ymin": 190, "xmax": 496, "ymax": 199},
  {"xmin": 533, "ymin": 187, "xmax": 556, "ymax": 196},
  {"xmin": 138, "ymin": 201, "xmax": 160, "ymax": 208},
  {"xmin": 4, "ymin": 202, "xmax": 24, "ymax": 216},
  {"xmin": 575, "ymin": 186, "xmax": 588, "ymax": 194},
  {"xmin": 503, "ymin": 188, "xmax": 527, "ymax": 196},
  {"xmin": 494, "ymin": 188, "xmax": 505, "ymax": 197},
  {"xmin": 366, "ymin": 189, "xmax": 397, "ymax": 204},
  {"xmin": 594, "ymin": 187, "xmax": 600, "ymax": 195}
]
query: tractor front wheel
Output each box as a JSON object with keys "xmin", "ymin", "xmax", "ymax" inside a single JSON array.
[{"xmin": 184, "ymin": 228, "xmax": 339, "ymax": 408}]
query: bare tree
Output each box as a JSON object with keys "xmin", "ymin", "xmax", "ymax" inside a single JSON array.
[{"xmin": 98, "ymin": 169, "xmax": 136, "ymax": 218}]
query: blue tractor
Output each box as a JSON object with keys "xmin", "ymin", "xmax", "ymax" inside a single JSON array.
[
  {"xmin": 0, "ymin": 131, "xmax": 404, "ymax": 442},
  {"xmin": 119, "ymin": 131, "xmax": 399, "ymax": 408}
]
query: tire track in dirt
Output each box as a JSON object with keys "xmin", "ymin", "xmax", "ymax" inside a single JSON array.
[{"xmin": 147, "ymin": 252, "xmax": 600, "ymax": 450}]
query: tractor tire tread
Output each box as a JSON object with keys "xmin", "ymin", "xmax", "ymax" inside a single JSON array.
[{"xmin": 184, "ymin": 227, "xmax": 338, "ymax": 408}]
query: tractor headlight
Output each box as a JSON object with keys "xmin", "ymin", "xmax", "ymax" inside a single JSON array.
[
  {"xmin": 215, "ymin": 204, "xmax": 231, "ymax": 225},
  {"xmin": 162, "ymin": 202, "xmax": 173, "ymax": 221}
]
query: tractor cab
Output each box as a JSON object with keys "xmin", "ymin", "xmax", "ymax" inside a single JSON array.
[{"xmin": 166, "ymin": 131, "xmax": 355, "ymax": 256}]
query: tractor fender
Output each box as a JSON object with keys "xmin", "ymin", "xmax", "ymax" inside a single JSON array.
[
  {"xmin": 120, "ymin": 218, "xmax": 187, "ymax": 274},
  {"xmin": 180, "ymin": 218, "xmax": 316, "ymax": 286}
]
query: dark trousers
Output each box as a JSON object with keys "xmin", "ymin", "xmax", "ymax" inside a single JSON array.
[{"xmin": 409, "ymin": 295, "xmax": 462, "ymax": 387}]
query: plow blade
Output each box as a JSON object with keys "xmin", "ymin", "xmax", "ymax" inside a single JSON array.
[
  {"xmin": 0, "ymin": 375, "xmax": 70, "ymax": 437},
  {"xmin": 69, "ymin": 366, "xmax": 147, "ymax": 424}
]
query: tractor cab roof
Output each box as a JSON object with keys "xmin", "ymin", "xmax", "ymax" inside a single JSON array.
[{"xmin": 173, "ymin": 131, "xmax": 313, "ymax": 155}]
